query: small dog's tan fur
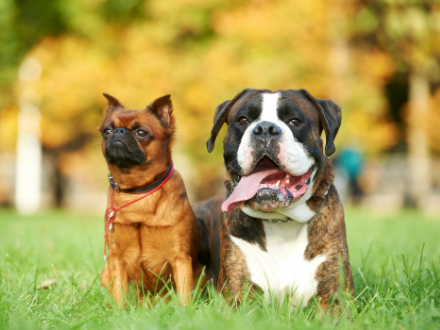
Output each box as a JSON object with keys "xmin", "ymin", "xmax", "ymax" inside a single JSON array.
[{"xmin": 99, "ymin": 94, "xmax": 201, "ymax": 304}]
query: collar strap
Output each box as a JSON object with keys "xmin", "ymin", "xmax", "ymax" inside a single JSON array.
[
  {"xmin": 108, "ymin": 163, "xmax": 174, "ymax": 194},
  {"xmin": 310, "ymin": 159, "xmax": 332, "ymax": 199},
  {"xmin": 263, "ymin": 218, "xmax": 296, "ymax": 223},
  {"xmin": 311, "ymin": 185, "xmax": 330, "ymax": 198}
]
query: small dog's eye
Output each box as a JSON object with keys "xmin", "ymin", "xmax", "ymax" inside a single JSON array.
[
  {"xmin": 289, "ymin": 119, "xmax": 301, "ymax": 127},
  {"xmin": 237, "ymin": 117, "xmax": 249, "ymax": 126},
  {"xmin": 103, "ymin": 128, "xmax": 113, "ymax": 136},
  {"xmin": 135, "ymin": 130, "xmax": 148, "ymax": 138}
]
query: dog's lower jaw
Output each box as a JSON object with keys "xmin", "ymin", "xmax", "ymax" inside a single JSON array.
[
  {"xmin": 241, "ymin": 200, "xmax": 316, "ymax": 223},
  {"xmin": 239, "ymin": 171, "xmax": 317, "ymax": 223},
  {"xmin": 105, "ymin": 154, "xmax": 145, "ymax": 169},
  {"xmin": 240, "ymin": 205, "xmax": 289, "ymax": 220},
  {"xmin": 105, "ymin": 144, "xmax": 146, "ymax": 169}
]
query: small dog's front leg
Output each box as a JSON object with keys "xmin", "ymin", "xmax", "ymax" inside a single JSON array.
[
  {"xmin": 171, "ymin": 254, "xmax": 193, "ymax": 305},
  {"xmin": 107, "ymin": 256, "xmax": 128, "ymax": 305}
]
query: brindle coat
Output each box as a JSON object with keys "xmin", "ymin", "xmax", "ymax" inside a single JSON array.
[{"xmin": 194, "ymin": 89, "xmax": 354, "ymax": 308}]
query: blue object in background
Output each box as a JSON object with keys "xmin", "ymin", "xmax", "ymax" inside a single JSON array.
[{"xmin": 337, "ymin": 147, "xmax": 363, "ymax": 181}]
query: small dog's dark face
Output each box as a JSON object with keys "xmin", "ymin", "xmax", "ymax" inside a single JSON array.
[
  {"xmin": 207, "ymin": 89, "xmax": 341, "ymax": 214},
  {"xmin": 99, "ymin": 94, "xmax": 174, "ymax": 172},
  {"xmin": 102, "ymin": 123, "xmax": 147, "ymax": 169}
]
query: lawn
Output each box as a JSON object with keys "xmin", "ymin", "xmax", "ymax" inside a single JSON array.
[{"xmin": 0, "ymin": 207, "xmax": 439, "ymax": 329}]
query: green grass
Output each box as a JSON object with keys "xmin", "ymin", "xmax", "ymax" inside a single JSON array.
[{"xmin": 0, "ymin": 208, "xmax": 439, "ymax": 329}]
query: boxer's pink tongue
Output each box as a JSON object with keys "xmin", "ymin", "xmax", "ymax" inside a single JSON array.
[{"xmin": 221, "ymin": 169, "xmax": 280, "ymax": 212}]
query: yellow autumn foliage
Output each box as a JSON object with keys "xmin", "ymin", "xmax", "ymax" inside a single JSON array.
[{"xmin": 1, "ymin": 0, "xmax": 439, "ymax": 200}]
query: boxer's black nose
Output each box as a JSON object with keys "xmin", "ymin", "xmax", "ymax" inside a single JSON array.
[
  {"xmin": 114, "ymin": 127, "xmax": 129, "ymax": 136},
  {"xmin": 252, "ymin": 121, "xmax": 281, "ymax": 138}
]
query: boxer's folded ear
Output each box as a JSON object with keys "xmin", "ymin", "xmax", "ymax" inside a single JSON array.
[
  {"xmin": 301, "ymin": 90, "xmax": 342, "ymax": 156},
  {"xmin": 206, "ymin": 100, "xmax": 229, "ymax": 153},
  {"xmin": 102, "ymin": 93, "xmax": 124, "ymax": 117},
  {"xmin": 207, "ymin": 89, "xmax": 250, "ymax": 153},
  {"xmin": 316, "ymin": 98, "xmax": 341, "ymax": 156}
]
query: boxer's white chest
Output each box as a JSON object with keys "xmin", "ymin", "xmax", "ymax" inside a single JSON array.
[{"xmin": 230, "ymin": 221, "xmax": 327, "ymax": 306}]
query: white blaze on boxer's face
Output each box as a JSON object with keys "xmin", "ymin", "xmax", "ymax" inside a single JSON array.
[
  {"xmin": 235, "ymin": 122, "xmax": 256, "ymax": 174},
  {"xmin": 230, "ymin": 92, "xmax": 317, "ymax": 220},
  {"xmin": 236, "ymin": 92, "xmax": 314, "ymax": 176}
]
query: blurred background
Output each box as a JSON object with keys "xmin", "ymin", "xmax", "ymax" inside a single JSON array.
[{"xmin": 0, "ymin": 0, "xmax": 439, "ymax": 214}]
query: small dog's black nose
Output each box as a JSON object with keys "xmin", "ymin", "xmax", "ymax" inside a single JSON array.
[
  {"xmin": 113, "ymin": 127, "xmax": 129, "ymax": 136},
  {"xmin": 252, "ymin": 121, "xmax": 281, "ymax": 138}
]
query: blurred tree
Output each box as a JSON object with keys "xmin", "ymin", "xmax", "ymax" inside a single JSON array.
[
  {"xmin": 0, "ymin": 0, "xmax": 429, "ymax": 205},
  {"xmin": 353, "ymin": 0, "xmax": 440, "ymax": 206},
  {"xmin": 0, "ymin": 0, "xmax": 150, "ymax": 205},
  {"xmin": 0, "ymin": 0, "xmax": 66, "ymax": 104},
  {"xmin": 0, "ymin": 0, "xmax": 149, "ymax": 88}
]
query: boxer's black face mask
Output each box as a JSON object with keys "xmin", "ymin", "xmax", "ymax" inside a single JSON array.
[{"xmin": 206, "ymin": 89, "xmax": 341, "ymax": 213}]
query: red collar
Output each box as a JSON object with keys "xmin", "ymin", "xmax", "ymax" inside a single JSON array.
[{"xmin": 103, "ymin": 162, "xmax": 174, "ymax": 261}]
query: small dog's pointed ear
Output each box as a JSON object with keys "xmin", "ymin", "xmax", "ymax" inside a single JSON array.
[
  {"xmin": 147, "ymin": 94, "xmax": 173, "ymax": 127},
  {"xmin": 301, "ymin": 89, "xmax": 342, "ymax": 156},
  {"xmin": 102, "ymin": 93, "xmax": 124, "ymax": 117},
  {"xmin": 206, "ymin": 89, "xmax": 250, "ymax": 153}
]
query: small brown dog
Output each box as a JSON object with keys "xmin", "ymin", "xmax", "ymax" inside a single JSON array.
[{"xmin": 99, "ymin": 93, "xmax": 201, "ymax": 304}]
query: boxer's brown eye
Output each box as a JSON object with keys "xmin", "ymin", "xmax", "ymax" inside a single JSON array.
[
  {"xmin": 103, "ymin": 128, "xmax": 113, "ymax": 136},
  {"xmin": 289, "ymin": 119, "xmax": 301, "ymax": 127},
  {"xmin": 237, "ymin": 117, "xmax": 248, "ymax": 126},
  {"xmin": 135, "ymin": 130, "xmax": 148, "ymax": 138}
]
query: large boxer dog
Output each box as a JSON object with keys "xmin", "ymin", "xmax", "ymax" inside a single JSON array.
[{"xmin": 193, "ymin": 89, "xmax": 354, "ymax": 308}]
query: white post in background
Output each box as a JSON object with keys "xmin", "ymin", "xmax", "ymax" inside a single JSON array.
[
  {"xmin": 407, "ymin": 70, "xmax": 431, "ymax": 208},
  {"xmin": 15, "ymin": 57, "xmax": 43, "ymax": 214}
]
